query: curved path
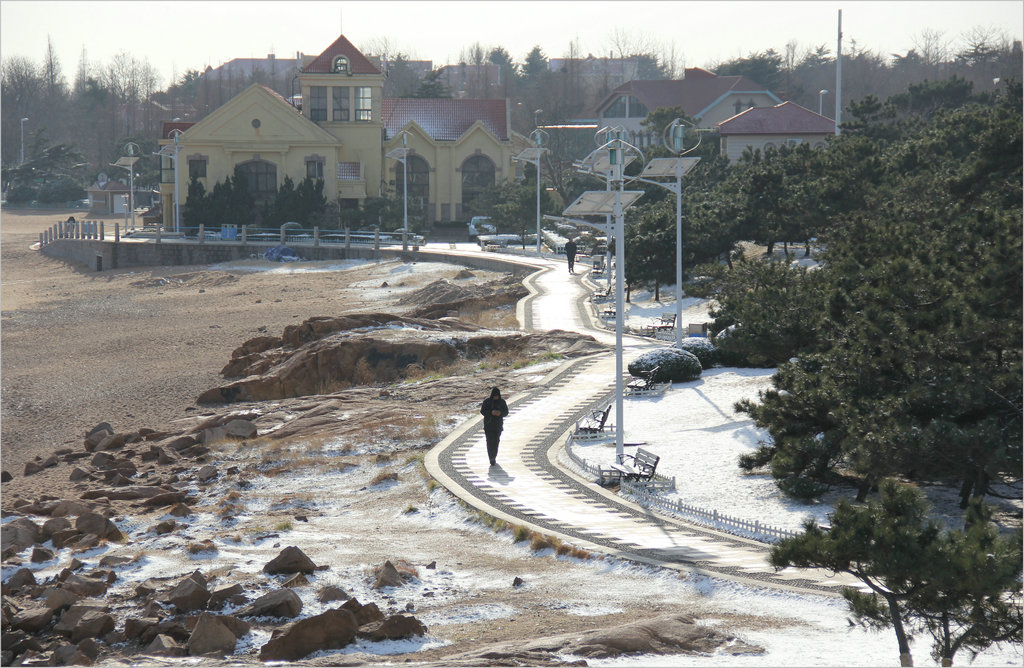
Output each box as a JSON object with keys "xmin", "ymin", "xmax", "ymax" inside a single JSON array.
[{"xmin": 424, "ymin": 248, "xmax": 862, "ymax": 595}]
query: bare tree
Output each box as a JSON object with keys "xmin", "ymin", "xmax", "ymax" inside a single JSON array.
[{"xmin": 913, "ymin": 28, "xmax": 951, "ymax": 66}]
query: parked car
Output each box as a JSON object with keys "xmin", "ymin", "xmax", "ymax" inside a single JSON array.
[{"xmin": 467, "ymin": 216, "xmax": 495, "ymax": 241}]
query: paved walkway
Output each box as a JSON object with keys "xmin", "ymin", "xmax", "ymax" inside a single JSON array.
[{"xmin": 424, "ymin": 250, "xmax": 862, "ymax": 595}]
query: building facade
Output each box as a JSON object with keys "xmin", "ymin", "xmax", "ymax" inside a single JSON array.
[
  {"xmin": 158, "ymin": 34, "xmax": 517, "ymax": 229},
  {"xmin": 716, "ymin": 101, "xmax": 835, "ymax": 162}
]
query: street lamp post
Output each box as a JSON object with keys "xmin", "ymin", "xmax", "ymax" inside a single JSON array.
[
  {"xmin": 155, "ymin": 129, "xmax": 183, "ymax": 234},
  {"xmin": 512, "ymin": 127, "xmax": 548, "ymax": 254},
  {"xmin": 635, "ymin": 120, "xmax": 701, "ymax": 347},
  {"xmin": 565, "ymin": 127, "xmax": 645, "ymax": 463},
  {"xmin": 112, "ymin": 142, "xmax": 140, "ymax": 232},
  {"xmin": 19, "ymin": 118, "xmax": 28, "ymax": 165},
  {"xmin": 385, "ymin": 130, "xmax": 411, "ymax": 250},
  {"xmin": 819, "ymin": 89, "xmax": 829, "ymax": 116}
]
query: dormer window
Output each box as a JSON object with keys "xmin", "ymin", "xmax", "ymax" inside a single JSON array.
[{"xmin": 332, "ymin": 56, "xmax": 349, "ymax": 74}]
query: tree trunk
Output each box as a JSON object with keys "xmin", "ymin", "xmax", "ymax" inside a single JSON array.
[
  {"xmin": 887, "ymin": 593, "xmax": 913, "ymax": 666},
  {"xmin": 805, "ymin": 239, "xmax": 812, "ymax": 257},
  {"xmin": 654, "ymin": 282, "xmax": 660, "ymax": 301}
]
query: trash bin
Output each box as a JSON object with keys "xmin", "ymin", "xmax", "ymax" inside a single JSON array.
[{"xmin": 95, "ymin": 253, "xmax": 103, "ymax": 272}]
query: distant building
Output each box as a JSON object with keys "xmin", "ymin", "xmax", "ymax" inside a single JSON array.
[
  {"xmin": 591, "ymin": 68, "xmax": 783, "ymax": 146},
  {"xmin": 716, "ymin": 101, "xmax": 835, "ymax": 162},
  {"xmin": 158, "ymin": 34, "xmax": 518, "ymax": 227}
]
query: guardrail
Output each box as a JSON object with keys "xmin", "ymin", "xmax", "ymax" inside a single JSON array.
[{"xmin": 563, "ymin": 431, "xmax": 801, "ymax": 545}]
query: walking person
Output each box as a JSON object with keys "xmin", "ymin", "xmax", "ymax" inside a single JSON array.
[
  {"xmin": 480, "ymin": 386, "xmax": 509, "ymax": 466},
  {"xmin": 564, "ymin": 237, "xmax": 577, "ymax": 274}
]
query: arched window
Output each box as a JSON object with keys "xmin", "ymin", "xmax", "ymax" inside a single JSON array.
[
  {"xmin": 395, "ymin": 154, "xmax": 429, "ymax": 204},
  {"xmin": 332, "ymin": 56, "xmax": 349, "ymax": 74},
  {"xmin": 460, "ymin": 155, "xmax": 495, "ymax": 205},
  {"xmin": 236, "ymin": 159, "xmax": 277, "ymax": 204}
]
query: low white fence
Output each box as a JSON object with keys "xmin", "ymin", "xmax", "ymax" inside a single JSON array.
[{"xmin": 564, "ymin": 432, "xmax": 801, "ymax": 544}]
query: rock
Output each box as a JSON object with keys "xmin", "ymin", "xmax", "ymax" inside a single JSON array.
[
  {"xmin": 238, "ymin": 588, "xmax": 302, "ymax": 619},
  {"xmin": 357, "ymin": 614, "xmax": 427, "ymax": 641},
  {"xmin": 74, "ymin": 513, "xmax": 118, "ymax": 539},
  {"xmin": 50, "ymin": 528, "xmax": 83, "ymax": 549},
  {"xmin": 68, "ymin": 467, "xmax": 94, "ymax": 482},
  {"xmin": 139, "ymin": 619, "xmax": 191, "ymax": 644},
  {"xmin": 31, "ymin": 546, "xmax": 54, "ymax": 563},
  {"xmin": 426, "ymin": 560, "xmax": 437, "ymax": 569},
  {"xmin": 50, "ymin": 643, "xmax": 93, "ymax": 666},
  {"xmin": 149, "ymin": 520, "xmax": 177, "ymax": 535},
  {"xmin": 76, "ymin": 637, "xmax": 101, "ymax": 661},
  {"xmin": 196, "ymin": 465, "xmax": 217, "ymax": 482},
  {"xmin": 224, "ymin": 419, "xmax": 258, "ymax": 439},
  {"xmin": 43, "ymin": 587, "xmax": 79, "ymax": 612},
  {"xmin": 281, "ymin": 573, "xmax": 309, "ymax": 588},
  {"xmin": 145, "ymin": 634, "xmax": 185, "ymax": 657},
  {"xmin": 187, "ymin": 613, "xmax": 241, "ymax": 657},
  {"xmin": 166, "ymin": 572, "xmax": 210, "ymax": 613},
  {"xmin": 200, "ymin": 426, "xmax": 228, "ymax": 444},
  {"xmin": 1, "ymin": 470, "xmax": 11, "ymax": 482},
  {"xmin": 208, "ymin": 584, "xmax": 245, "ymax": 610},
  {"xmin": 340, "ymin": 598, "xmax": 384, "ymax": 626},
  {"xmin": 54, "ymin": 605, "xmax": 114, "ymax": 643},
  {"xmin": 49, "ymin": 500, "xmax": 92, "ymax": 518},
  {"xmin": 263, "ymin": 545, "xmax": 317, "ymax": 575},
  {"xmin": 124, "ymin": 617, "xmax": 160, "ymax": 639},
  {"xmin": 258, "ymin": 607, "xmax": 358, "ymax": 662},
  {"xmin": 317, "ymin": 585, "xmax": 349, "ymax": 603},
  {"xmin": 11, "ymin": 606, "xmax": 56, "ymax": 632},
  {"xmin": 41, "ymin": 517, "xmax": 72, "ymax": 540},
  {"xmin": 168, "ymin": 502, "xmax": 192, "ymax": 517},
  {"xmin": 2, "ymin": 517, "xmax": 41, "ymax": 553},
  {"xmin": 60, "ymin": 574, "xmax": 108, "ymax": 597},
  {"xmin": 95, "ymin": 433, "xmax": 127, "ymax": 451},
  {"xmin": 513, "ymin": 576, "xmax": 525, "ymax": 588},
  {"xmin": 5, "ymin": 567, "xmax": 37, "ymax": 592},
  {"xmin": 98, "ymin": 555, "xmax": 131, "ymax": 568},
  {"xmin": 372, "ymin": 560, "xmax": 405, "ymax": 589},
  {"xmin": 90, "ymin": 452, "xmax": 114, "ymax": 469},
  {"xmin": 141, "ymin": 490, "xmax": 188, "ymax": 507}
]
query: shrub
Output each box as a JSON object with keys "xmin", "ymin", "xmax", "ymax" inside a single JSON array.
[
  {"xmin": 628, "ymin": 348, "xmax": 702, "ymax": 383},
  {"xmin": 675, "ymin": 337, "xmax": 717, "ymax": 369}
]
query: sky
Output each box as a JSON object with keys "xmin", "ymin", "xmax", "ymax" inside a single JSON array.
[{"xmin": 1, "ymin": 0, "xmax": 1021, "ymax": 89}]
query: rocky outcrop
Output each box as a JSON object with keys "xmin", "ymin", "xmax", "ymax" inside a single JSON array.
[
  {"xmin": 198, "ymin": 313, "xmax": 607, "ymax": 405},
  {"xmin": 441, "ymin": 614, "xmax": 764, "ymax": 663},
  {"xmin": 258, "ymin": 607, "xmax": 358, "ymax": 662}
]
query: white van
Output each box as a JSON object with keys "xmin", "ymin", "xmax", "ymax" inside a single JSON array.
[{"xmin": 467, "ymin": 216, "xmax": 496, "ymax": 240}]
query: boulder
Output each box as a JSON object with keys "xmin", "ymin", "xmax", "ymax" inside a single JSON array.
[
  {"xmin": 43, "ymin": 587, "xmax": 80, "ymax": 612},
  {"xmin": 68, "ymin": 467, "xmax": 94, "ymax": 482},
  {"xmin": 166, "ymin": 572, "xmax": 210, "ymax": 613},
  {"xmin": 196, "ymin": 465, "xmax": 217, "ymax": 482},
  {"xmin": 258, "ymin": 607, "xmax": 358, "ymax": 662},
  {"xmin": 372, "ymin": 560, "xmax": 405, "ymax": 589},
  {"xmin": 2, "ymin": 517, "xmax": 41, "ymax": 553},
  {"xmin": 224, "ymin": 419, "xmax": 258, "ymax": 439},
  {"xmin": 357, "ymin": 614, "xmax": 427, "ymax": 641},
  {"xmin": 54, "ymin": 605, "xmax": 114, "ymax": 643},
  {"xmin": 317, "ymin": 585, "xmax": 349, "ymax": 603},
  {"xmin": 76, "ymin": 637, "xmax": 101, "ymax": 661},
  {"xmin": 50, "ymin": 529, "xmax": 83, "ymax": 549},
  {"xmin": 281, "ymin": 573, "xmax": 309, "ymax": 588},
  {"xmin": 59, "ymin": 574, "xmax": 108, "ymax": 597},
  {"xmin": 141, "ymin": 491, "xmax": 188, "ymax": 507},
  {"xmin": 11, "ymin": 605, "xmax": 56, "ymax": 632},
  {"xmin": 124, "ymin": 617, "xmax": 160, "ymax": 640},
  {"xmin": 49, "ymin": 500, "xmax": 92, "ymax": 518},
  {"xmin": 208, "ymin": 583, "xmax": 246, "ymax": 610},
  {"xmin": 340, "ymin": 598, "xmax": 384, "ymax": 626},
  {"xmin": 145, "ymin": 634, "xmax": 185, "ymax": 657},
  {"xmin": 187, "ymin": 613, "xmax": 242, "ymax": 657},
  {"xmin": 73, "ymin": 513, "xmax": 118, "ymax": 539},
  {"xmin": 31, "ymin": 546, "xmax": 54, "ymax": 563},
  {"xmin": 263, "ymin": 546, "xmax": 316, "ymax": 575},
  {"xmin": 4, "ymin": 567, "xmax": 37, "ymax": 592},
  {"xmin": 149, "ymin": 520, "xmax": 177, "ymax": 535},
  {"xmin": 41, "ymin": 516, "xmax": 72, "ymax": 540},
  {"xmin": 49, "ymin": 643, "xmax": 93, "ymax": 666},
  {"xmin": 238, "ymin": 588, "xmax": 302, "ymax": 619},
  {"xmin": 95, "ymin": 433, "xmax": 127, "ymax": 451}
]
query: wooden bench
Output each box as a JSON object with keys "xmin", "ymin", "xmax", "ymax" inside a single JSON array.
[
  {"xmin": 600, "ymin": 448, "xmax": 661, "ymax": 486},
  {"xmin": 626, "ymin": 366, "xmax": 667, "ymax": 395},
  {"xmin": 643, "ymin": 312, "xmax": 676, "ymax": 336},
  {"xmin": 574, "ymin": 404, "xmax": 612, "ymax": 439}
]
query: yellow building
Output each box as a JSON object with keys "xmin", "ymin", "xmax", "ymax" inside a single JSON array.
[{"xmin": 158, "ymin": 34, "xmax": 518, "ymax": 228}]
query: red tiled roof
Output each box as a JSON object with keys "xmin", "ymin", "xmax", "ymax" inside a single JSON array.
[
  {"xmin": 302, "ymin": 34, "xmax": 380, "ymax": 75},
  {"xmin": 717, "ymin": 101, "xmax": 835, "ymax": 135},
  {"xmin": 382, "ymin": 99, "xmax": 508, "ymax": 142},
  {"xmin": 593, "ymin": 68, "xmax": 780, "ymax": 119},
  {"xmin": 161, "ymin": 121, "xmax": 196, "ymax": 138}
]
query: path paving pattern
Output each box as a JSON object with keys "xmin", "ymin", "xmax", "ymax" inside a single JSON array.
[{"xmin": 425, "ymin": 252, "xmax": 864, "ymax": 595}]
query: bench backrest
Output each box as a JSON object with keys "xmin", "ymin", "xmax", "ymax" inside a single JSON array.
[
  {"xmin": 659, "ymin": 312, "xmax": 676, "ymax": 324},
  {"xmin": 634, "ymin": 448, "xmax": 660, "ymax": 474},
  {"xmin": 597, "ymin": 404, "xmax": 612, "ymax": 428}
]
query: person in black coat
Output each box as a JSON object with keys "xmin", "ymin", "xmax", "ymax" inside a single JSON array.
[
  {"xmin": 564, "ymin": 238, "xmax": 578, "ymax": 274},
  {"xmin": 480, "ymin": 386, "xmax": 509, "ymax": 466}
]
